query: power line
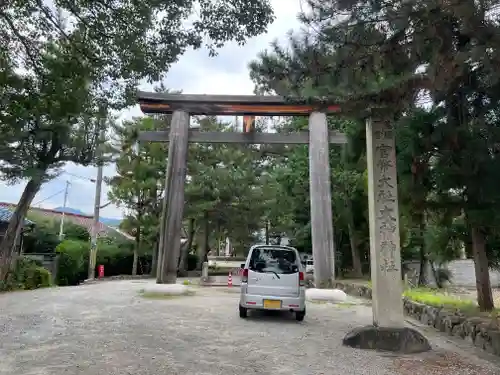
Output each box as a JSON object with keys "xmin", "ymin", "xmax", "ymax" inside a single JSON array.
[
  {"xmin": 32, "ymin": 188, "xmax": 67, "ymax": 206},
  {"xmin": 64, "ymin": 171, "xmax": 96, "ymax": 183}
]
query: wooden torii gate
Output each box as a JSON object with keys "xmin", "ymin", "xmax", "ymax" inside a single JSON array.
[
  {"xmin": 138, "ymin": 92, "xmax": 344, "ymax": 287},
  {"xmin": 137, "ymin": 91, "xmax": 430, "ymax": 353}
]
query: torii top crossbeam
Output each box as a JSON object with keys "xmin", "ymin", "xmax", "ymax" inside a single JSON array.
[{"xmin": 138, "ymin": 91, "xmax": 341, "ymax": 116}]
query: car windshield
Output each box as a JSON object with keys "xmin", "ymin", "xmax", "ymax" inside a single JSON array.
[{"xmin": 249, "ymin": 248, "xmax": 298, "ymax": 274}]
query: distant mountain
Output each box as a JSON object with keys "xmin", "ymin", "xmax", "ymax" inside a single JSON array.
[
  {"xmin": 53, "ymin": 207, "xmax": 122, "ymax": 227},
  {"xmin": 99, "ymin": 217, "xmax": 122, "ymax": 227},
  {"xmin": 53, "ymin": 207, "xmax": 86, "ymax": 216}
]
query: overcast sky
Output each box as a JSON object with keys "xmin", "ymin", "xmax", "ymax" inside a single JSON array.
[{"xmin": 0, "ymin": 0, "xmax": 302, "ymax": 219}]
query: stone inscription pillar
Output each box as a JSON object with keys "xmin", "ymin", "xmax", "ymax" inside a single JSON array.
[
  {"xmin": 366, "ymin": 116, "xmax": 404, "ymax": 327},
  {"xmin": 342, "ymin": 115, "xmax": 430, "ymax": 354}
]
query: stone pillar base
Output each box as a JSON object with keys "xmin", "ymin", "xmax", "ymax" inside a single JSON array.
[{"xmin": 342, "ymin": 325, "xmax": 431, "ymax": 354}]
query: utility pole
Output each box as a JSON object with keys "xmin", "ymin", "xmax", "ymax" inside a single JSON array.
[
  {"xmin": 88, "ymin": 164, "xmax": 103, "ymax": 280},
  {"xmin": 58, "ymin": 181, "xmax": 70, "ymax": 241},
  {"xmin": 88, "ymin": 127, "xmax": 106, "ymax": 280}
]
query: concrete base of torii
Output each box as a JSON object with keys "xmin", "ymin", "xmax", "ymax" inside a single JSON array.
[{"xmin": 342, "ymin": 325, "xmax": 431, "ymax": 353}]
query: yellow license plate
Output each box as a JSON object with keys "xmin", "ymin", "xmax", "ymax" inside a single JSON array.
[{"xmin": 263, "ymin": 299, "xmax": 282, "ymax": 309}]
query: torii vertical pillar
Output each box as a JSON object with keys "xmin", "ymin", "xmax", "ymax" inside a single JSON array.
[
  {"xmin": 157, "ymin": 110, "xmax": 190, "ymax": 284},
  {"xmin": 309, "ymin": 112, "xmax": 335, "ymax": 287},
  {"xmin": 343, "ymin": 115, "xmax": 430, "ymax": 353}
]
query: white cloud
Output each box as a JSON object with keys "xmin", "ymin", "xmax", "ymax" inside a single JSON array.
[{"xmin": 0, "ymin": 0, "xmax": 301, "ymax": 219}]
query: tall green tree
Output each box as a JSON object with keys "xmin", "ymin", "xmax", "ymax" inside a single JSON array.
[
  {"xmin": 248, "ymin": 0, "xmax": 500, "ymax": 310},
  {"xmin": 185, "ymin": 117, "xmax": 268, "ymax": 263},
  {"xmin": 395, "ymin": 109, "xmax": 438, "ymax": 285},
  {"xmin": 0, "ymin": 0, "xmax": 276, "ymax": 281},
  {"xmin": 1, "ymin": 0, "xmax": 275, "ymax": 107},
  {"xmin": 0, "ymin": 41, "xmax": 110, "ymax": 280},
  {"xmin": 107, "ymin": 117, "xmax": 167, "ymax": 275}
]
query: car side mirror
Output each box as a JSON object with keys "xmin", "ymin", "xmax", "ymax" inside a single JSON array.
[{"xmin": 240, "ymin": 263, "xmax": 245, "ymax": 269}]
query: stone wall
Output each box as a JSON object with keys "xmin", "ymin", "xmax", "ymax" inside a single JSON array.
[
  {"xmin": 333, "ymin": 281, "xmax": 500, "ymax": 357},
  {"xmin": 404, "ymin": 259, "xmax": 500, "ymax": 288},
  {"xmin": 448, "ymin": 260, "xmax": 500, "ymax": 288}
]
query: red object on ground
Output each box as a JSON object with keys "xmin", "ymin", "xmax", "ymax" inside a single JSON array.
[
  {"xmin": 98, "ymin": 265, "xmax": 104, "ymax": 279},
  {"xmin": 227, "ymin": 272, "xmax": 233, "ymax": 287}
]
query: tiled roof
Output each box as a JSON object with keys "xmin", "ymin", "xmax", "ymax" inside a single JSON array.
[
  {"xmin": 0, "ymin": 202, "xmax": 124, "ymax": 239},
  {"xmin": 0, "ymin": 206, "xmax": 35, "ymax": 226}
]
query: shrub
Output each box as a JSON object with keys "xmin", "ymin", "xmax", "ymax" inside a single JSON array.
[
  {"xmin": 95, "ymin": 243, "xmax": 153, "ymax": 276},
  {"xmin": 23, "ymin": 220, "xmax": 60, "ymax": 254},
  {"xmin": 63, "ymin": 223, "xmax": 91, "ymax": 241},
  {"xmin": 20, "ymin": 265, "xmax": 52, "ymax": 290},
  {"xmin": 56, "ymin": 240, "xmax": 88, "ymax": 286},
  {"xmin": 0, "ymin": 257, "xmax": 52, "ymax": 291},
  {"xmin": 55, "ymin": 239, "xmax": 155, "ymax": 285}
]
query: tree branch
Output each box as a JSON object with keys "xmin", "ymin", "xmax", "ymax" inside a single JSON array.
[{"xmin": 0, "ymin": 12, "xmax": 42, "ymax": 75}]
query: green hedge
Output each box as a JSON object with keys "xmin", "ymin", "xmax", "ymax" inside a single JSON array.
[
  {"xmin": 55, "ymin": 240, "xmax": 154, "ymax": 285},
  {"xmin": 55, "ymin": 239, "xmax": 200, "ymax": 286},
  {"xmin": 0, "ymin": 258, "xmax": 52, "ymax": 291},
  {"xmin": 56, "ymin": 240, "xmax": 88, "ymax": 286}
]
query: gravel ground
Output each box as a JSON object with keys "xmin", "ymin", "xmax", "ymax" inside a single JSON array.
[{"xmin": 1, "ymin": 280, "xmax": 499, "ymax": 375}]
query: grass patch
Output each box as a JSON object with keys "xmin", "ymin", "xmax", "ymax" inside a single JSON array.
[
  {"xmin": 404, "ymin": 288, "xmax": 476, "ymax": 310},
  {"xmin": 403, "ymin": 288, "xmax": 500, "ymax": 316},
  {"xmin": 336, "ymin": 279, "xmax": 500, "ymax": 317}
]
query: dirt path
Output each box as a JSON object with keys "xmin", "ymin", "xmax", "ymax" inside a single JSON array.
[{"xmin": 0, "ymin": 280, "xmax": 499, "ymax": 375}]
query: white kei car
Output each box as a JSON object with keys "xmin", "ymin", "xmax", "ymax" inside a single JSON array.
[
  {"xmin": 305, "ymin": 259, "xmax": 314, "ymax": 273},
  {"xmin": 239, "ymin": 244, "xmax": 306, "ymax": 321}
]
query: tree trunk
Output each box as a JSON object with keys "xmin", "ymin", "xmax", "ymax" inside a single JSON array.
[
  {"xmin": 347, "ymin": 221, "xmax": 363, "ymax": 278},
  {"xmin": 471, "ymin": 225, "xmax": 494, "ymax": 312},
  {"xmin": 131, "ymin": 213, "xmax": 142, "ymax": 276},
  {"xmin": 415, "ymin": 213, "xmax": 427, "ymax": 286},
  {"xmin": 265, "ymin": 221, "xmax": 269, "ymax": 245},
  {"xmin": 203, "ymin": 216, "xmax": 210, "ymax": 262},
  {"xmin": 215, "ymin": 219, "xmax": 221, "ymax": 256},
  {"xmin": 197, "ymin": 212, "xmax": 209, "ymax": 270},
  {"xmin": 9, "ymin": 224, "xmax": 25, "ymax": 272},
  {"xmin": 345, "ymin": 195, "xmax": 362, "ymax": 278},
  {"xmin": 341, "ymin": 141, "xmax": 362, "ymax": 279},
  {"xmin": 151, "ymin": 239, "xmax": 159, "ymax": 278},
  {"xmin": 132, "ymin": 250, "xmax": 139, "ymax": 276},
  {"xmin": 0, "ymin": 177, "xmax": 43, "ymax": 281},
  {"xmin": 16, "ymin": 226, "xmax": 25, "ymax": 256},
  {"xmin": 430, "ymin": 261, "xmax": 442, "ymax": 289},
  {"xmin": 132, "ymin": 232, "xmax": 141, "ymax": 276},
  {"xmin": 178, "ymin": 218, "xmax": 195, "ymax": 274}
]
